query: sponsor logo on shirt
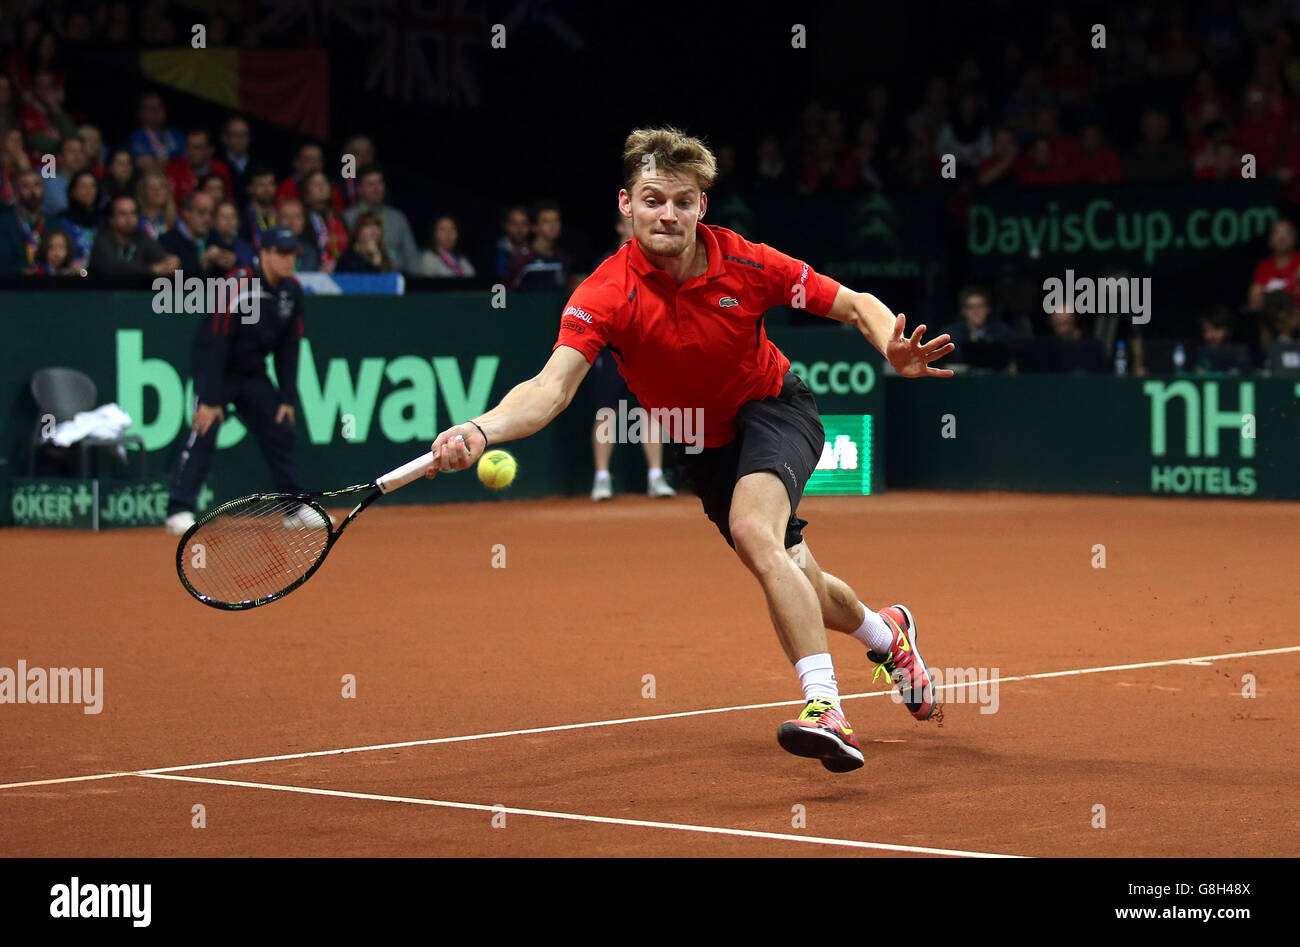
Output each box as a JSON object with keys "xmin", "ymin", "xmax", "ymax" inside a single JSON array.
[
  {"xmin": 799, "ymin": 263, "xmax": 809, "ymax": 284},
  {"xmin": 718, "ymin": 296, "xmax": 740, "ymax": 308},
  {"xmin": 561, "ymin": 318, "xmax": 587, "ymax": 334},
  {"xmin": 563, "ymin": 305, "xmax": 594, "ymax": 323}
]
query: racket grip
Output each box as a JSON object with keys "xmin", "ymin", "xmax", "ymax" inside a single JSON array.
[{"xmin": 377, "ymin": 451, "xmax": 436, "ymax": 494}]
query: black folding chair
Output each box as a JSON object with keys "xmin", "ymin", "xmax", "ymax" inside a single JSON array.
[{"xmin": 28, "ymin": 367, "xmax": 147, "ymax": 477}]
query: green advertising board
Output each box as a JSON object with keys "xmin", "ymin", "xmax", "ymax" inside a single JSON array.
[
  {"xmin": 9, "ymin": 477, "xmax": 216, "ymax": 529},
  {"xmin": 805, "ymin": 414, "xmax": 873, "ymax": 496},
  {"xmin": 885, "ymin": 375, "xmax": 1300, "ymax": 499},
  {"xmin": 0, "ymin": 293, "xmax": 887, "ymax": 517}
]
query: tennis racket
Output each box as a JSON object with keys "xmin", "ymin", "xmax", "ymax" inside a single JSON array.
[{"xmin": 176, "ymin": 450, "xmax": 434, "ymax": 610}]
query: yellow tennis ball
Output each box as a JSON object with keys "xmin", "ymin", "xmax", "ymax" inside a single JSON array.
[{"xmin": 477, "ymin": 449, "xmax": 517, "ymax": 489}]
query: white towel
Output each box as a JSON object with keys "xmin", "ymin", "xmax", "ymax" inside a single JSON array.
[{"xmin": 47, "ymin": 403, "xmax": 134, "ymax": 447}]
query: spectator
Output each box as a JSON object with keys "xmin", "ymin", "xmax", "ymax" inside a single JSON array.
[
  {"xmin": 977, "ymin": 128, "xmax": 1020, "ymax": 186},
  {"xmin": 1201, "ymin": 308, "xmax": 1233, "ymax": 346},
  {"xmin": 301, "ymin": 169, "xmax": 347, "ymax": 272},
  {"xmin": 58, "ymin": 170, "xmax": 100, "ymax": 267},
  {"xmin": 219, "ymin": 116, "xmax": 253, "ymax": 205},
  {"xmin": 936, "ymin": 92, "xmax": 992, "ymax": 170},
  {"xmin": 273, "ymin": 198, "xmax": 321, "ymax": 272},
  {"xmin": 199, "ymin": 172, "xmax": 227, "ymax": 205},
  {"xmin": 1151, "ymin": 6, "xmax": 1201, "ymax": 79},
  {"xmin": 160, "ymin": 190, "xmax": 222, "ymax": 276},
  {"xmin": 415, "ymin": 215, "xmax": 475, "ymax": 277},
  {"xmin": 244, "ymin": 166, "xmax": 277, "ymax": 248},
  {"xmin": 0, "ymin": 75, "xmax": 15, "ymax": 132},
  {"xmin": 863, "ymin": 83, "xmax": 903, "ymax": 159},
  {"xmin": 1074, "ymin": 123, "xmax": 1124, "ymax": 183},
  {"xmin": 1263, "ymin": 290, "xmax": 1300, "ymax": 345},
  {"xmin": 105, "ymin": 2, "xmax": 131, "ymax": 44},
  {"xmin": 165, "ymin": 128, "xmax": 231, "ymax": 205},
  {"xmin": 1195, "ymin": 307, "xmax": 1250, "ymax": 373},
  {"xmin": 336, "ymin": 212, "xmax": 395, "ymax": 273},
  {"xmin": 1195, "ymin": 136, "xmax": 1241, "ymax": 180},
  {"xmin": 210, "ymin": 199, "xmax": 255, "ymax": 269},
  {"xmin": 748, "ymin": 136, "xmax": 791, "ymax": 195},
  {"xmin": 339, "ymin": 134, "xmax": 375, "ymax": 206},
  {"xmin": 275, "ymin": 142, "xmax": 344, "ymax": 213},
  {"xmin": 940, "ymin": 285, "xmax": 1016, "ymax": 344},
  {"xmin": 0, "ymin": 169, "xmax": 61, "ymax": 273},
  {"xmin": 41, "ymin": 132, "xmax": 85, "ymax": 215},
  {"xmin": 492, "ymin": 204, "xmax": 530, "ymax": 278},
  {"xmin": 0, "ymin": 127, "xmax": 31, "ymax": 205},
  {"xmin": 341, "ymin": 165, "xmax": 419, "ymax": 271},
  {"xmin": 89, "ymin": 194, "xmax": 180, "ymax": 276},
  {"xmin": 135, "ymin": 170, "xmax": 176, "ymax": 239},
  {"xmin": 126, "ymin": 91, "xmax": 184, "ymax": 171},
  {"xmin": 906, "ymin": 76, "xmax": 950, "ymax": 141},
  {"xmin": 893, "ymin": 124, "xmax": 941, "ymax": 188},
  {"xmin": 1194, "ymin": 0, "xmax": 1243, "ymax": 67},
  {"xmin": 78, "ymin": 124, "xmax": 105, "ymax": 178},
  {"xmin": 1183, "ymin": 69, "xmax": 1232, "ymax": 136},
  {"xmin": 1247, "ymin": 218, "xmax": 1300, "ymax": 310},
  {"xmin": 1044, "ymin": 44, "xmax": 1095, "ymax": 109},
  {"xmin": 1019, "ymin": 136, "xmax": 1075, "ymax": 184},
  {"xmin": 842, "ymin": 121, "xmax": 885, "ymax": 192},
  {"xmin": 101, "ymin": 148, "xmax": 136, "ymax": 210},
  {"xmin": 1049, "ymin": 306, "xmax": 1083, "ymax": 341},
  {"xmin": 1123, "ymin": 109, "xmax": 1189, "ymax": 182},
  {"xmin": 1031, "ymin": 106, "xmax": 1080, "ymax": 171},
  {"xmin": 1237, "ymin": 86, "xmax": 1287, "ymax": 176},
  {"xmin": 506, "ymin": 201, "xmax": 571, "ymax": 291},
  {"xmin": 798, "ymin": 134, "xmax": 845, "ymax": 194},
  {"xmin": 1000, "ymin": 67, "xmax": 1055, "ymax": 137},
  {"xmin": 33, "ymin": 227, "xmax": 80, "ymax": 275},
  {"xmin": 19, "ymin": 70, "xmax": 76, "ymax": 158}
]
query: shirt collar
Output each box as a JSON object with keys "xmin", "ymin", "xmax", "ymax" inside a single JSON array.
[{"xmin": 628, "ymin": 222, "xmax": 724, "ymax": 282}]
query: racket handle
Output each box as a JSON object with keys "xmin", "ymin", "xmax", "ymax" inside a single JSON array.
[{"xmin": 377, "ymin": 451, "xmax": 435, "ymax": 494}]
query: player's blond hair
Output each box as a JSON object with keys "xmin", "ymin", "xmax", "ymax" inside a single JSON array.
[{"xmin": 622, "ymin": 126, "xmax": 717, "ymax": 193}]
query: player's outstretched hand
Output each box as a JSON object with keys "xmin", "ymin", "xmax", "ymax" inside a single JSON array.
[
  {"xmin": 886, "ymin": 314, "xmax": 956, "ymax": 378},
  {"xmin": 425, "ymin": 423, "xmax": 486, "ymax": 478}
]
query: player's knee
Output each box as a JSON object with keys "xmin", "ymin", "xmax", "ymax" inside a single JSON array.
[{"xmin": 729, "ymin": 515, "xmax": 783, "ymax": 574}]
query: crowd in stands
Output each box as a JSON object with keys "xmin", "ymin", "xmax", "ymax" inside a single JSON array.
[{"xmin": 4, "ymin": 0, "xmax": 1300, "ymax": 374}]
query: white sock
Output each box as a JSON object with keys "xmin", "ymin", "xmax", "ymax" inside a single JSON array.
[
  {"xmin": 849, "ymin": 603, "xmax": 895, "ymax": 654},
  {"xmin": 647, "ymin": 466, "xmax": 663, "ymax": 481},
  {"xmin": 594, "ymin": 470, "xmax": 611, "ymax": 482},
  {"xmin": 793, "ymin": 652, "xmax": 840, "ymax": 703}
]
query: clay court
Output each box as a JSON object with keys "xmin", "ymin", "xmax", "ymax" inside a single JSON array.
[{"xmin": 2, "ymin": 490, "xmax": 1296, "ymax": 858}]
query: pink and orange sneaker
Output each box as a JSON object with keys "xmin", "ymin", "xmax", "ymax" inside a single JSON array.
[
  {"xmin": 777, "ymin": 698, "xmax": 864, "ymax": 772},
  {"xmin": 870, "ymin": 604, "xmax": 939, "ymax": 721}
]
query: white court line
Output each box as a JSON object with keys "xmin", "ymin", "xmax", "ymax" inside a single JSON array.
[
  {"xmin": 1, "ymin": 643, "xmax": 1296, "ymax": 792},
  {"xmin": 136, "ymin": 772, "xmax": 1025, "ymax": 858}
]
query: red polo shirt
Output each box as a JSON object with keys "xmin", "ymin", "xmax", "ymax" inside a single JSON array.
[{"xmin": 553, "ymin": 224, "xmax": 840, "ymax": 447}]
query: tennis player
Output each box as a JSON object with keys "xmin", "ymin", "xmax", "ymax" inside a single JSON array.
[{"xmin": 426, "ymin": 128, "xmax": 953, "ymax": 772}]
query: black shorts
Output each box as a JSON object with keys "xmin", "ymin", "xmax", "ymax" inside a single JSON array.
[
  {"xmin": 670, "ymin": 371, "xmax": 824, "ymax": 550},
  {"xmin": 590, "ymin": 347, "xmax": 630, "ymax": 411}
]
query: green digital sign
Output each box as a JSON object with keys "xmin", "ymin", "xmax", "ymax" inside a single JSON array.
[{"xmin": 804, "ymin": 414, "xmax": 872, "ymax": 496}]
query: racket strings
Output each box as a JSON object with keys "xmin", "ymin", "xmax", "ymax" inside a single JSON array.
[{"xmin": 180, "ymin": 498, "xmax": 332, "ymax": 605}]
